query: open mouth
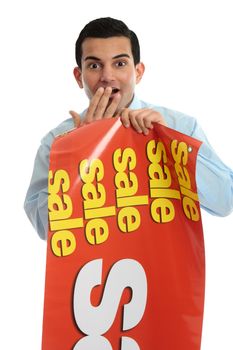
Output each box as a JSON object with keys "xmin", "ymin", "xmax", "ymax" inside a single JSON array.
[
  {"xmin": 112, "ymin": 88, "xmax": 120, "ymax": 94},
  {"xmin": 110, "ymin": 88, "xmax": 120, "ymax": 97}
]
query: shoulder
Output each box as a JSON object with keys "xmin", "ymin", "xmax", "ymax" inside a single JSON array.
[
  {"xmin": 132, "ymin": 96, "xmax": 198, "ymax": 137},
  {"xmin": 41, "ymin": 117, "xmax": 74, "ymax": 148},
  {"xmin": 155, "ymin": 106, "xmax": 197, "ymax": 137}
]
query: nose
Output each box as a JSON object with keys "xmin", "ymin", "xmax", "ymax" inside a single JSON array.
[{"xmin": 100, "ymin": 64, "xmax": 115, "ymax": 83}]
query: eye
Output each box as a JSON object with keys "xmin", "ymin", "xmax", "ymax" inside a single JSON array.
[
  {"xmin": 116, "ymin": 61, "xmax": 127, "ymax": 68},
  {"xmin": 89, "ymin": 62, "xmax": 101, "ymax": 69}
]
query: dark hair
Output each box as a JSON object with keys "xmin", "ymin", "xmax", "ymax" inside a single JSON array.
[{"xmin": 75, "ymin": 17, "xmax": 140, "ymax": 68}]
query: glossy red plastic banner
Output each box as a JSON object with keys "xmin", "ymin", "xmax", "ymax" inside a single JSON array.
[{"xmin": 42, "ymin": 118, "xmax": 205, "ymax": 350}]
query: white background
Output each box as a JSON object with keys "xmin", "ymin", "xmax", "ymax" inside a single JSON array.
[{"xmin": 0, "ymin": 0, "xmax": 232, "ymax": 349}]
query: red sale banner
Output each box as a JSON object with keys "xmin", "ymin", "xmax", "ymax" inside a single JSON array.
[{"xmin": 42, "ymin": 118, "xmax": 205, "ymax": 350}]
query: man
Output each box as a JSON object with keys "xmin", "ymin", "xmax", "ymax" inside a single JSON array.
[{"xmin": 24, "ymin": 17, "xmax": 233, "ymax": 240}]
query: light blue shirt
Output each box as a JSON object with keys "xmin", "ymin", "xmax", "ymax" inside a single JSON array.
[{"xmin": 24, "ymin": 96, "xmax": 233, "ymax": 239}]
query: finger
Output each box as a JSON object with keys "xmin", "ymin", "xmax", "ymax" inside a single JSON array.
[
  {"xmin": 143, "ymin": 111, "xmax": 167, "ymax": 127},
  {"xmin": 120, "ymin": 108, "xmax": 130, "ymax": 127},
  {"xmin": 135, "ymin": 110, "xmax": 154, "ymax": 135},
  {"xmin": 144, "ymin": 116, "xmax": 154, "ymax": 129},
  {"xmin": 120, "ymin": 108, "xmax": 145, "ymax": 129},
  {"xmin": 103, "ymin": 93, "xmax": 121, "ymax": 118},
  {"xmin": 132, "ymin": 109, "xmax": 165, "ymax": 135},
  {"xmin": 69, "ymin": 110, "xmax": 81, "ymax": 128},
  {"xmin": 153, "ymin": 112, "xmax": 167, "ymax": 126},
  {"xmin": 85, "ymin": 87, "xmax": 105, "ymax": 123},
  {"xmin": 129, "ymin": 114, "xmax": 143, "ymax": 134},
  {"xmin": 94, "ymin": 87, "xmax": 112, "ymax": 120},
  {"xmin": 125, "ymin": 109, "xmax": 148, "ymax": 134}
]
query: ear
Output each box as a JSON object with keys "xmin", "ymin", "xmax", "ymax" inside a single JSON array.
[
  {"xmin": 73, "ymin": 67, "xmax": 83, "ymax": 89},
  {"xmin": 135, "ymin": 62, "xmax": 145, "ymax": 84}
]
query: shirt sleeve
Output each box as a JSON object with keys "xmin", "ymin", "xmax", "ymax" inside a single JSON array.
[
  {"xmin": 24, "ymin": 118, "xmax": 75, "ymax": 239},
  {"xmin": 191, "ymin": 120, "xmax": 233, "ymax": 216},
  {"xmin": 154, "ymin": 104, "xmax": 233, "ymax": 217},
  {"xmin": 24, "ymin": 134, "xmax": 51, "ymax": 240}
]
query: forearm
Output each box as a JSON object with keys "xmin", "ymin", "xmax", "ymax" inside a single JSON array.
[
  {"xmin": 196, "ymin": 143, "xmax": 233, "ymax": 216},
  {"xmin": 24, "ymin": 142, "xmax": 50, "ymax": 239},
  {"xmin": 24, "ymin": 189, "xmax": 48, "ymax": 239}
]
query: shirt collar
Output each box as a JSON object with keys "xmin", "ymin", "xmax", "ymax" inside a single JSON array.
[{"xmin": 128, "ymin": 95, "xmax": 142, "ymax": 110}]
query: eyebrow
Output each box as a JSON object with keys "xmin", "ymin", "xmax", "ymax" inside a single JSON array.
[
  {"xmin": 113, "ymin": 54, "xmax": 131, "ymax": 59},
  {"xmin": 84, "ymin": 53, "xmax": 131, "ymax": 61}
]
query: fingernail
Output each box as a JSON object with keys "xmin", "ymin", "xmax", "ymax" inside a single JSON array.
[{"xmin": 105, "ymin": 86, "xmax": 112, "ymax": 93}]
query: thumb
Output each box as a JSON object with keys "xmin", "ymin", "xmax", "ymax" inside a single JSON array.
[{"xmin": 69, "ymin": 110, "xmax": 81, "ymax": 128}]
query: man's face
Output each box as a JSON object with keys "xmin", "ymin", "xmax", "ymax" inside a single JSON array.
[{"xmin": 74, "ymin": 36, "xmax": 144, "ymax": 113}]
